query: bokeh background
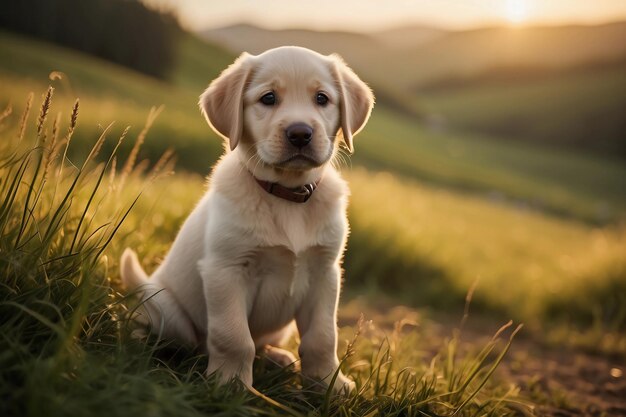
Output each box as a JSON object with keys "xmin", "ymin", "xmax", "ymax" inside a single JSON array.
[{"xmin": 1, "ymin": 1, "xmax": 625, "ymax": 413}]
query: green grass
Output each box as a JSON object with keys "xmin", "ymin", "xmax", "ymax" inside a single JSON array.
[
  {"xmin": 0, "ymin": 29, "xmax": 230, "ymax": 172},
  {"xmin": 355, "ymin": 106, "xmax": 626, "ymax": 224},
  {"xmin": 344, "ymin": 170, "xmax": 625, "ymax": 341},
  {"xmin": 103, "ymin": 153, "xmax": 626, "ymax": 356},
  {"xmin": 111, "ymin": 164, "xmax": 626, "ymax": 355},
  {"xmin": 112, "ymin": 160, "xmax": 626, "ymax": 329},
  {"xmin": 417, "ymin": 64, "xmax": 626, "ymax": 153},
  {"xmin": 172, "ymin": 33, "xmax": 235, "ymax": 91},
  {"xmin": 0, "ymin": 89, "xmax": 527, "ymax": 417}
]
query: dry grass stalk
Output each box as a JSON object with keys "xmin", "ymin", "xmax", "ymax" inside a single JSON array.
[
  {"xmin": 148, "ymin": 147, "xmax": 175, "ymax": 180},
  {"xmin": 118, "ymin": 105, "xmax": 163, "ymax": 190},
  {"xmin": 107, "ymin": 126, "xmax": 130, "ymax": 192},
  {"xmin": 163, "ymin": 155, "xmax": 177, "ymax": 173},
  {"xmin": 38, "ymin": 130, "xmax": 48, "ymax": 173},
  {"xmin": 56, "ymin": 99, "xmax": 80, "ymax": 190},
  {"xmin": 17, "ymin": 92, "xmax": 33, "ymax": 143},
  {"xmin": 81, "ymin": 122, "xmax": 114, "ymax": 171},
  {"xmin": 108, "ymin": 156, "xmax": 117, "ymax": 192},
  {"xmin": 0, "ymin": 104, "xmax": 12, "ymax": 125},
  {"xmin": 117, "ymin": 125, "xmax": 131, "ymax": 146},
  {"xmin": 51, "ymin": 112, "xmax": 60, "ymax": 144},
  {"xmin": 37, "ymin": 87, "xmax": 54, "ymax": 138},
  {"xmin": 69, "ymin": 99, "xmax": 79, "ymax": 133},
  {"xmin": 132, "ymin": 159, "xmax": 150, "ymax": 177},
  {"xmin": 43, "ymin": 113, "xmax": 62, "ymax": 182}
]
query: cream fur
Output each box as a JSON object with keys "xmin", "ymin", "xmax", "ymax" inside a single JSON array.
[{"xmin": 121, "ymin": 46, "xmax": 374, "ymax": 393}]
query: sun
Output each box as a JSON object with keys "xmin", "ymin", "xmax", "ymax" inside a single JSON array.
[{"xmin": 504, "ymin": 0, "xmax": 530, "ymax": 25}]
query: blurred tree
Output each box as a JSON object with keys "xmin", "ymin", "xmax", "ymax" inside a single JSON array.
[{"xmin": 0, "ymin": 0, "xmax": 181, "ymax": 79}]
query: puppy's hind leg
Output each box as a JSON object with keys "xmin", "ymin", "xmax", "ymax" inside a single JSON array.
[{"xmin": 120, "ymin": 248, "xmax": 198, "ymax": 346}]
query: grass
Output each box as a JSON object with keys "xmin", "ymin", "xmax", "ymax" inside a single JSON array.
[
  {"xmin": 354, "ymin": 106, "xmax": 626, "ymax": 224},
  {"xmin": 344, "ymin": 170, "xmax": 626, "ymax": 348},
  {"xmin": 0, "ymin": 29, "xmax": 229, "ymax": 171},
  {"xmin": 417, "ymin": 64, "xmax": 626, "ymax": 153},
  {"xmin": 110, "ymin": 161, "xmax": 626, "ymax": 342},
  {"xmin": 110, "ymin": 164, "xmax": 626, "ymax": 356},
  {"xmin": 0, "ymin": 88, "xmax": 528, "ymax": 417}
]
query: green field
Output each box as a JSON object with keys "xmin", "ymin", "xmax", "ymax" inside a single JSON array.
[
  {"xmin": 355, "ymin": 106, "xmax": 626, "ymax": 224},
  {"xmin": 416, "ymin": 63, "xmax": 626, "ymax": 153},
  {"xmin": 0, "ymin": 30, "xmax": 230, "ymax": 171},
  {"xmin": 1, "ymin": 27, "xmax": 625, "ymax": 415}
]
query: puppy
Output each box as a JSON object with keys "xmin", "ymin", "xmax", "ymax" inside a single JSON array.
[{"xmin": 121, "ymin": 46, "xmax": 374, "ymax": 393}]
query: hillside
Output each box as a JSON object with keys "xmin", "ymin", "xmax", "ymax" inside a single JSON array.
[
  {"xmin": 201, "ymin": 22, "xmax": 626, "ymax": 91},
  {"xmin": 0, "ymin": 29, "xmax": 624, "ymax": 224},
  {"xmin": 385, "ymin": 22, "xmax": 626, "ymax": 88},
  {"xmin": 419, "ymin": 62, "xmax": 626, "ymax": 154},
  {"xmin": 201, "ymin": 22, "xmax": 626, "ymax": 156},
  {"xmin": 373, "ymin": 24, "xmax": 445, "ymax": 48},
  {"xmin": 0, "ymin": 29, "xmax": 233, "ymax": 171},
  {"xmin": 201, "ymin": 23, "xmax": 382, "ymax": 72}
]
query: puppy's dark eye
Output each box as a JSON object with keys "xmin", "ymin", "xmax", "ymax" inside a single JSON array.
[
  {"xmin": 260, "ymin": 92, "xmax": 276, "ymax": 106},
  {"xmin": 316, "ymin": 92, "xmax": 329, "ymax": 106}
]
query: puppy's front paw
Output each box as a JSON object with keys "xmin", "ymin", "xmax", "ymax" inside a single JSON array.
[
  {"xmin": 206, "ymin": 363, "xmax": 253, "ymax": 389},
  {"xmin": 327, "ymin": 371, "xmax": 355, "ymax": 395},
  {"xmin": 304, "ymin": 369, "xmax": 355, "ymax": 395}
]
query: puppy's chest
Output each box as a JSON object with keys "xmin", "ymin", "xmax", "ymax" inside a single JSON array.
[
  {"xmin": 246, "ymin": 247, "xmax": 312, "ymax": 336},
  {"xmin": 255, "ymin": 203, "xmax": 327, "ymax": 254}
]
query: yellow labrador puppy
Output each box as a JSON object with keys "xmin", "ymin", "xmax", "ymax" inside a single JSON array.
[{"xmin": 121, "ymin": 46, "xmax": 374, "ymax": 393}]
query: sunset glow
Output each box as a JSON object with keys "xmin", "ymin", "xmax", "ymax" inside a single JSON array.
[
  {"xmin": 149, "ymin": 0, "xmax": 626, "ymax": 32},
  {"xmin": 504, "ymin": 0, "xmax": 531, "ymax": 25}
]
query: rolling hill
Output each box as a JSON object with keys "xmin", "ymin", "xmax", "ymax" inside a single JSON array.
[
  {"xmin": 201, "ymin": 22, "xmax": 626, "ymax": 90},
  {"xmin": 418, "ymin": 62, "xmax": 626, "ymax": 154},
  {"xmin": 0, "ymin": 29, "xmax": 233, "ymax": 171},
  {"xmin": 201, "ymin": 22, "xmax": 626, "ymax": 156},
  {"xmin": 0, "ymin": 29, "xmax": 624, "ymax": 224},
  {"xmin": 373, "ymin": 24, "xmax": 445, "ymax": 48}
]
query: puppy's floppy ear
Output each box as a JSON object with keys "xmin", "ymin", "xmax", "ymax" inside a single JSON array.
[
  {"xmin": 331, "ymin": 54, "xmax": 375, "ymax": 153},
  {"xmin": 199, "ymin": 52, "xmax": 253, "ymax": 151}
]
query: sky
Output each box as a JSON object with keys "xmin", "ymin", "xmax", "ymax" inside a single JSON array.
[{"xmin": 147, "ymin": 0, "xmax": 626, "ymax": 32}]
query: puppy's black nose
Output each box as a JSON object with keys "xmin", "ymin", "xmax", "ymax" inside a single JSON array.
[{"xmin": 285, "ymin": 123, "xmax": 313, "ymax": 148}]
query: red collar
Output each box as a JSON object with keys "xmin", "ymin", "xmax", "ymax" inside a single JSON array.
[{"xmin": 254, "ymin": 176, "xmax": 320, "ymax": 203}]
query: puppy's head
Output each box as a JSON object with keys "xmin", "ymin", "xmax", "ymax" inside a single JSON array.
[{"xmin": 200, "ymin": 47, "xmax": 374, "ymax": 179}]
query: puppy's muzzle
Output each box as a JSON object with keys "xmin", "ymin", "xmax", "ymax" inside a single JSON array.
[{"xmin": 285, "ymin": 123, "xmax": 313, "ymax": 148}]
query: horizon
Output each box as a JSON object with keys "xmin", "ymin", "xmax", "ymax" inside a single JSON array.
[
  {"xmin": 146, "ymin": 0, "xmax": 626, "ymax": 32},
  {"xmin": 201, "ymin": 17, "xmax": 626, "ymax": 34}
]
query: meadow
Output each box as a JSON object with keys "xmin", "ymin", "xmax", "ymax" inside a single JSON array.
[
  {"xmin": 1, "ymin": 27, "xmax": 625, "ymax": 416},
  {"xmin": 0, "ymin": 90, "xmax": 525, "ymax": 416}
]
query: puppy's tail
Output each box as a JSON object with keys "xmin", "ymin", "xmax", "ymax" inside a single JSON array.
[
  {"xmin": 120, "ymin": 248, "xmax": 149, "ymax": 289},
  {"xmin": 119, "ymin": 248, "xmax": 198, "ymax": 346}
]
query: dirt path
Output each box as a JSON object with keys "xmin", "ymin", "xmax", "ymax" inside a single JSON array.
[
  {"xmin": 338, "ymin": 298, "xmax": 626, "ymax": 416},
  {"xmin": 501, "ymin": 338, "xmax": 626, "ymax": 416}
]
